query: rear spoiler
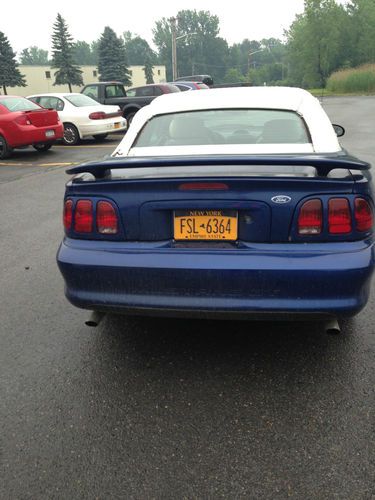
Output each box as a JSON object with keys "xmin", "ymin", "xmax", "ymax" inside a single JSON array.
[{"xmin": 66, "ymin": 154, "xmax": 370, "ymax": 179}]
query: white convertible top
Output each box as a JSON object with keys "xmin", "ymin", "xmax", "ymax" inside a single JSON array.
[{"xmin": 113, "ymin": 87, "xmax": 342, "ymax": 156}]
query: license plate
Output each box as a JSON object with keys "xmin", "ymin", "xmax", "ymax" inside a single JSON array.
[
  {"xmin": 45, "ymin": 130, "xmax": 55, "ymax": 137},
  {"xmin": 113, "ymin": 122, "xmax": 121, "ymax": 129},
  {"xmin": 174, "ymin": 210, "xmax": 238, "ymax": 241}
]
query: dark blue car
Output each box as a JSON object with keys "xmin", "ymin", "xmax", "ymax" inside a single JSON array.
[{"xmin": 57, "ymin": 88, "xmax": 374, "ymax": 328}]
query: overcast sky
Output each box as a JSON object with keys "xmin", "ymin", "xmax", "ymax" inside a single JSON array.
[{"xmin": 2, "ymin": 0, "xmax": 347, "ymax": 55}]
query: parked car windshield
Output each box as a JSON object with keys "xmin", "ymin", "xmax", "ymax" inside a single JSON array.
[
  {"xmin": 64, "ymin": 94, "xmax": 98, "ymax": 107},
  {"xmin": 0, "ymin": 97, "xmax": 41, "ymax": 112},
  {"xmin": 133, "ymin": 109, "xmax": 311, "ymax": 147}
]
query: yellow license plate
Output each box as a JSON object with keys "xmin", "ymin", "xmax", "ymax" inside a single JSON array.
[
  {"xmin": 114, "ymin": 122, "xmax": 120, "ymax": 129},
  {"xmin": 174, "ymin": 210, "xmax": 238, "ymax": 241}
]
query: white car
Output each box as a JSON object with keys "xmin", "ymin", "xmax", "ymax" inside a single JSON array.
[{"xmin": 27, "ymin": 93, "xmax": 127, "ymax": 145}]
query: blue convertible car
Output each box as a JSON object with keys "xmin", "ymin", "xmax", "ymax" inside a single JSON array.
[{"xmin": 57, "ymin": 87, "xmax": 374, "ymax": 327}]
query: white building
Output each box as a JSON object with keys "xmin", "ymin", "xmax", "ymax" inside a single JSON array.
[{"xmin": 4, "ymin": 65, "xmax": 167, "ymax": 96}]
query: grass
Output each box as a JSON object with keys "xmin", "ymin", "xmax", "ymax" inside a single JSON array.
[
  {"xmin": 326, "ymin": 64, "xmax": 375, "ymax": 94},
  {"xmin": 308, "ymin": 88, "xmax": 342, "ymax": 97}
]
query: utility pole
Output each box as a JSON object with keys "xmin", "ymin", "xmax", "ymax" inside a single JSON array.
[{"xmin": 170, "ymin": 17, "xmax": 177, "ymax": 81}]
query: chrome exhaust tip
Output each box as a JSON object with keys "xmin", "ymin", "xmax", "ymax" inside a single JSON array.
[
  {"xmin": 85, "ymin": 311, "xmax": 105, "ymax": 327},
  {"xmin": 325, "ymin": 318, "xmax": 341, "ymax": 334}
]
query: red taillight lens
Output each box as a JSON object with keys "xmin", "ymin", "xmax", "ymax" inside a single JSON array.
[
  {"xmin": 15, "ymin": 114, "xmax": 31, "ymax": 125},
  {"xmin": 298, "ymin": 199, "xmax": 322, "ymax": 235},
  {"xmin": 354, "ymin": 198, "xmax": 373, "ymax": 232},
  {"xmin": 328, "ymin": 198, "xmax": 351, "ymax": 234},
  {"xmin": 63, "ymin": 199, "xmax": 73, "ymax": 231},
  {"xmin": 89, "ymin": 112, "xmax": 106, "ymax": 120},
  {"xmin": 179, "ymin": 182, "xmax": 228, "ymax": 191},
  {"xmin": 74, "ymin": 200, "xmax": 93, "ymax": 233},
  {"xmin": 96, "ymin": 201, "xmax": 118, "ymax": 234}
]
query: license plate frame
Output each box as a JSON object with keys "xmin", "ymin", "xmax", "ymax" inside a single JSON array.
[{"xmin": 174, "ymin": 210, "xmax": 238, "ymax": 241}]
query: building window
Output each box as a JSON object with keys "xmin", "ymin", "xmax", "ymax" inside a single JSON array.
[
  {"xmin": 45, "ymin": 71, "xmax": 51, "ymax": 79},
  {"xmin": 158, "ymin": 70, "xmax": 161, "ymax": 76},
  {"xmin": 93, "ymin": 70, "xmax": 97, "ymax": 77}
]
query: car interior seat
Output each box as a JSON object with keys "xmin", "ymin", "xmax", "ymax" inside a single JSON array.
[
  {"xmin": 167, "ymin": 116, "xmax": 222, "ymax": 145},
  {"xmin": 257, "ymin": 119, "xmax": 309, "ymax": 144}
]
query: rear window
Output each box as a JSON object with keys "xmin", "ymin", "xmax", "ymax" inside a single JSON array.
[
  {"xmin": 64, "ymin": 94, "xmax": 98, "ymax": 107},
  {"xmin": 105, "ymin": 85, "xmax": 126, "ymax": 98},
  {"xmin": 133, "ymin": 109, "xmax": 311, "ymax": 147},
  {"xmin": 0, "ymin": 97, "xmax": 40, "ymax": 112}
]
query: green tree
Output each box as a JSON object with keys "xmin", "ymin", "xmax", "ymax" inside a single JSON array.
[
  {"xmin": 51, "ymin": 13, "xmax": 83, "ymax": 92},
  {"xmin": 346, "ymin": 0, "xmax": 375, "ymax": 65},
  {"xmin": 153, "ymin": 10, "xmax": 228, "ymax": 82},
  {"xmin": 228, "ymin": 40, "xmax": 261, "ymax": 76},
  {"xmin": 20, "ymin": 46, "xmax": 49, "ymax": 65},
  {"xmin": 74, "ymin": 40, "xmax": 98, "ymax": 65},
  {"xmin": 98, "ymin": 27, "xmax": 131, "ymax": 84},
  {"xmin": 0, "ymin": 32, "xmax": 26, "ymax": 95},
  {"xmin": 286, "ymin": 0, "xmax": 348, "ymax": 88},
  {"xmin": 143, "ymin": 53, "xmax": 154, "ymax": 83},
  {"xmin": 223, "ymin": 68, "xmax": 246, "ymax": 84},
  {"xmin": 123, "ymin": 32, "xmax": 156, "ymax": 65}
]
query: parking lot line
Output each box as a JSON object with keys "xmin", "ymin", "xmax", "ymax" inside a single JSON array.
[
  {"xmin": 0, "ymin": 161, "xmax": 77, "ymax": 168},
  {"xmin": 38, "ymin": 162, "xmax": 75, "ymax": 167},
  {"xmin": 0, "ymin": 162, "xmax": 35, "ymax": 166},
  {"xmin": 53, "ymin": 145, "xmax": 116, "ymax": 149}
]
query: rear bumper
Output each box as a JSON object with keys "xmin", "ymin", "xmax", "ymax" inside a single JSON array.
[
  {"xmin": 78, "ymin": 120, "xmax": 127, "ymax": 138},
  {"xmin": 57, "ymin": 239, "xmax": 374, "ymax": 318},
  {"xmin": 9, "ymin": 124, "xmax": 64, "ymax": 147}
]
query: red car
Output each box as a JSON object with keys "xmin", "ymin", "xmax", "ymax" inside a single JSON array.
[{"xmin": 0, "ymin": 95, "xmax": 64, "ymax": 159}]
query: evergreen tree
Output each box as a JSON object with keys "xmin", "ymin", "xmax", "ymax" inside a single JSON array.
[
  {"xmin": 50, "ymin": 13, "xmax": 83, "ymax": 92},
  {"xmin": 98, "ymin": 27, "xmax": 132, "ymax": 84},
  {"xmin": 0, "ymin": 32, "xmax": 26, "ymax": 95},
  {"xmin": 143, "ymin": 53, "xmax": 154, "ymax": 84}
]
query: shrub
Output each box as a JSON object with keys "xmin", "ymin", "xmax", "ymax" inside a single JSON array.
[{"xmin": 327, "ymin": 64, "xmax": 375, "ymax": 93}]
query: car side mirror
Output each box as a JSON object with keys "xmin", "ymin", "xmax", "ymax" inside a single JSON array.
[{"xmin": 333, "ymin": 124, "xmax": 345, "ymax": 137}]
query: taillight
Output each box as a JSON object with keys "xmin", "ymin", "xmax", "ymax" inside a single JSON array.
[
  {"xmin": 354, "ymin": 198, "xmax": 373, "ymax": 232},
  {"xmin": 89, "ymin": 111, "xmax": 106, "ymax": 120},
  {"xmin": 74, "ymin": 200, "xmax": 93, "ymax": 233},
  {"xmin": 97, "ymin": 201, "xmax": 118, "ymax": 234},
  {"xmin": 328, "ymin": 198, "xmax": 351, "ymax": 234},
  {"xmin": 63, "ymin": 199, "xmax": 73, "ymax": 230},
  {"xmin": 298, "ymin": 199, "xmax": 322, "ymax": 235},
  {"xmin": 179, "ymin": 182, "xmax": 228, "ymax": 191},
  {"xmin": 15, "ymin": 114, "xmax": 31, "ymax": 125}
]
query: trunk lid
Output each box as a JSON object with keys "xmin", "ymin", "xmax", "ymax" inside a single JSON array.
[
  {"xmin": 25, "ymin": 109, "xmax": 59, "ymax": 127},
  {"xmin": 66, "ymin": 155, "xmax": 369, "ymax": 243}
]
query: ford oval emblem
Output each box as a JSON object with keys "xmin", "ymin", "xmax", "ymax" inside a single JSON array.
[{"xmin": 271, "ymin": 195, "xmax": 292, "ymax": 204}]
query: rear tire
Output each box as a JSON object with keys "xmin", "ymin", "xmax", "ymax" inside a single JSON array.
[
  {"xmin": 125, "ymin": 112, "xmax": 136, "ymax": 125},
  {"xmin": 93, "ymin": 133, "xmax": 108, "ymax": 142},
  {"xmin": 33, "ymin": 143, "xmax": 53, "ymax": 152},
  {"xmin": 63, "ymin": 123, "xmax": 80, "ymax": 145},
  {"xmin": 0, "ymin": 135, "xmax": 11, "ymax": 159}
]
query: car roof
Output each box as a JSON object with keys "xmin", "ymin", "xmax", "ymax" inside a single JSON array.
[
  {"xmin": 0, "ymin": 95, "xmax": 29, "ymax": 99},
  {"xmin": 27, "ymin": 93, "xmax": 81, "ymax": 98},
  {"xmin": 148, "ymin": 86, "xmax": 316, "ymax": 114}
]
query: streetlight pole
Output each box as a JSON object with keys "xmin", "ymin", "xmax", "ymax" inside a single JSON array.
[
  {"xmin": 247, "ymin": 48, "xmax": 268, "ymax": 74},
  {"xmin": 169, "ymin": 17, "xmax": 197, "ymax": 81},
  {"xmin": 170, "ymin": 17, "xmax": 178, "ymax": 81}
]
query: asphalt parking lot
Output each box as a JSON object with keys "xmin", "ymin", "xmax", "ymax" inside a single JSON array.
[
  {"xmin": 0, "ymin": 134, "xmax": 122, "ymax": 184},
  {"xmin": 1, "ymin": 98, "xmax": 374, "ymax": 499}
]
